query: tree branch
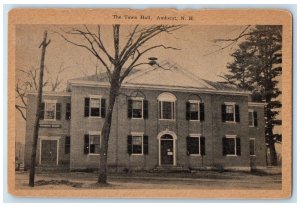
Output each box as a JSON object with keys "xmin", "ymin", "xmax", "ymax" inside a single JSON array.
[{"xmin": 15, "ymin": 105, "xmax": 26, "ymax": 120}]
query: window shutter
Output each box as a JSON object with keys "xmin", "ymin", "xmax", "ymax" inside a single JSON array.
[
  {"xmin": 127, "ymin": 135, "xmax": 132, "ymax": 155},
  {"xmin": 56, "ymin": 103, "xmax": 61, "ymax": 120},
  {"xmin": 66, "ymin": 103, "xmax": 71, "ymax": 120},
  {"xmin": 143, "ymin": 135, "xmax": 149, "ymax": 154},
  {"xmin": 40, "ymin": 102, "xmax": 45, "ymax": 120},
  {"xmin": 143, "ymin": 100, "xmax": 148, "ymax": 119},
  {"xmin": 186, "ymin": 102, "xmax": 190, "ymax": 120},
  {"xmin": 158, "ymin": 101, "xmax": 162, "ymax": 119},
  {"xmin": 253, "ymin": 111, "xmax": 258, "ymax": 127},
  {"xmin": 235, "ymin": 104, "xmax": 240, "ymax": 122},
  {"xmin": 186, "ymin": 136, "xmax": 191, "ymax": 155},
  {"xmin": 222, "ymin": 137, "xmax": 227, "ymax": 155},
  {"xmin": 84, "ymin": 134, "xmax": 89, "ymax": 154},
  {"xmin": 65, "ymin": 136, "xmax": 70, "ymax": 154},
  {"xmin": 236, "ymin": 137, "xmax": 241, "ymax": 156},
  {"xmin": 200, "ymin": 103, "xmax": 205, "ymax": 121},
  {"xmin": 221, "ymin": 104, "xmax": 226, "ymax": 122},
  {"xmin": 127, "ymin": 99, "xmax": 133, "ymax": 118},
  {"xmin": 200, "ymin": 136, "xmax": 206, "ymax": 156},
  {"xmin": 101, "ymin": 98, "xmax": 106, "ymax": 118},
  {"xmin": 84, "ymin": 98, "xmax": 90, "ymax": 117}
]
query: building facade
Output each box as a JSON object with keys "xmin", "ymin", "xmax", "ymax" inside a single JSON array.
[{"xmin": 24, "ymin": 65, "xmax": 267, "ymax": 172}]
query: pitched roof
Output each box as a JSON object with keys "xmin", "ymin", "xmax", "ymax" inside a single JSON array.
[{"xmin": 69, "ymin": 61, "xmax": 248, "ymax": 94}]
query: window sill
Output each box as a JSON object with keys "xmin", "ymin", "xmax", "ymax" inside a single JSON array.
[
  {"xmin": 86, "ymin": 116, "xmax": 102, "ymax": 119},
  {"xmin": 190, "ymin": 154, "xmax": 201, "ymax": 157},
  {"xmin": 130, "ymin": 154, "xmax": 144, "ymax": 156},
  {"xmin": 189, "ymin": 120, "xmax": 201, "ymax": 122},
  {"xmin": 131, "ymin": 118, "xmax": 144, "ymax": 120},
  {"xmin": 159, "ymin": 119, "xmax": 176, "ymax": 121},
  {"xmin": 226, "ymin": 154, "xmax": 237, "ymax": 157},
  {"xmin": 43, "ymin": 119, "xmax": 57, "ymax": 122},
  {"xmin": 88, "ymin": 153, "xmax": 100, "ymax": 156},
  {"xmin": 224, "ymin": 121, "xmax": 237, "ymax": 124},
  {"xmin": 250, "ymin": 155, "xmax": 256, "ymax": 157}
]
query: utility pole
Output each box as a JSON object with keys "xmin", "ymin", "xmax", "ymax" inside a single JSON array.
[{"xmin": 29, "ymin": 31, "xmax": 51, "ymax": 187}]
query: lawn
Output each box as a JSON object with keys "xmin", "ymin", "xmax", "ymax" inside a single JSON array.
[{"xmin": 15, "ymin": 169, "xmax": 282, "ymax": 190}]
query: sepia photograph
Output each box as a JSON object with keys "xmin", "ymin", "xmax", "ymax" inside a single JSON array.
[{"xmin": 8, "ymin": 9, "xmax": 292, "ymax": 198}]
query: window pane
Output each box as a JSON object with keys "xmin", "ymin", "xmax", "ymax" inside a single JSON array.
[
  {"xmin": 45, "ymin": 102, "xmax": 56, "ymax": 119},
  {"xmin": 250, "ymin": 139, "xmax": 255, "ymax": 155},
  {"xmin": 227, "ymin": 138, "xmax": 236, "ymax": 155},
  {"xmin": 162, "ymin": 102, "xmax": 172, "ymax": 119},
  {"xmin": 132, "ymin": 100, "xmax": 142, "ymax": 118},
  {"xmin": 190, "ymin": 103, "xmax": 199, "ymax": 120},
  {"xmin": 248, "ymin": 112, "xmax": 253, "ymax": 126},
  {"xmin": 90, "ymin": 98, "xmax": 100, "ymax": 107},
  {"xmin": 225, "ymin": 105, "xmax": 234, "ymax": 121},
  {"xmin": 132, "ymin": 136, "xmax": 142, "ymax": 154},
  {"xmin": 189, "ymin": 137, "xmax": 200, "ymax": 155},
  {"xmin": 89, "ymin": 135, "xmax": 100, "ymax": 154},
  {"xmin": 90, "ymin": 98, "xmax": 100, "ymax": 116}
]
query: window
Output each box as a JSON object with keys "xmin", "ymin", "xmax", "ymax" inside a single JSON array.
[
  {"xmin": 84, "ymin": 133, "xmax": 101, "ymax": 155},
  {"xmin": 221, "ymin": 102, "xmax": 240, "ymax": 123},
  {"xmin": 65, "ymin": 136, "xmax": 70, "ymax": 154},
  {"xmin": 127, "ymin": 134, "xmax": 148, "ymax": 155},
  {"xmin": 66, "ymin": 103, "xmax": 71, "ymax": 120},
  {"xmin": 84, "ymin": 96, "xmax": 106, "ymax": 118},
  {"xmin": 250, "ymin": 138, "xmax": 255, "ymax": 156},
  {"xmin": 222, "ymin": 135, "xmax": 241, "ymax": 156},
  {"xmin": 248, "ymin": 110, "xmax": 258, "ymax": 127},
  {"xmin": 186, "ymin": 135, "xmax": 205, "ymax": 156},
  {"xmin": 128, "ymin": 98, "xmax": 148, "ymax": 119},
  {"xmin": 40, "ymin": 101, "xmax": 61, "ymax": 121},
  {"xmin": 186, "ymin": 101, "xmax": 205, "ymax": 121},
  {"xmin": 158, "ymin": 92, "xmax": 176, "ymax": 120}
]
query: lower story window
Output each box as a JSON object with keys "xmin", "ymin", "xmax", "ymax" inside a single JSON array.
[
  {"xmin": 84, "ymin": 133, "xmax": 100, "ymax": 154},
  {"xmin": 132, "ymin": 136, "xmax": 143, "ymax": 154},
  {"xmin": 186, "ymin": 136, "xmax": 205, "ymax": 156},
  {"xmin": 127, "ymin": 134, "xmax": 149, "ymax": 155},
  {"xmin": 250, "ymin": 138, "xmax": 255, "ymax": 156},
  {"xmin": 222, "ymin": 135, "xmax": 241, "ymax": 156}
]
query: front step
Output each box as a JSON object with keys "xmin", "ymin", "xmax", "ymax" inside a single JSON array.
[{"xmin": 151, "ymin": 165, "xmax": 190, "ymax": 173}]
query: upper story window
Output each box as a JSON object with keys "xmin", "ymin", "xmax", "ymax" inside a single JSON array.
[
  {"xmin": 65, "ymin": 103, "xmax": 71, "ymax": 120},
  {"xmin": 40, "ymin": 100, "xmax": 61, "ymax": 121},
  {"xmin": 186, "ymin": 100, "xmax": 205, "ymax": 121},
  {"xmin": 221, "ymin": 102, "xmax": 240, "ymax": 123},
  {"xmin": 222, "ymin": 135, "xmax": 241, "ymax": 156},
  {"xmin": 128, "ymin": 97, "xmax": 148, "ymax": 119},
  {"xmin": 84, "ymin": 132, "xmax": 101, "ymax": 155},
  {"xmin": 158, "ymin": 92, "xmax": 176, "ymax": 120},
  {"xmin": 84, "ymin": 96, "xmax": 106, "ymax": 118},
  {"xmin": 248, "ymin": 109, "xmax": 258, "ymax": 127}
]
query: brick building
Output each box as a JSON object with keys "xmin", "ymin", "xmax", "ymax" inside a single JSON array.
[{"xmin": 24, "ymin": 64, "xmax": 266, "ymax": 172}]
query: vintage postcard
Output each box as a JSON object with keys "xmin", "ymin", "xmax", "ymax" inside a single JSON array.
[{"xmin": 8, "ymin": 8, "xmax": 292, "ymax": 198}]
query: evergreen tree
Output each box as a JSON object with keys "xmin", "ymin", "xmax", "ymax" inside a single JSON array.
[{"xmin": 225, "ymin": 25, "xmax": 282, "ymax": 165}]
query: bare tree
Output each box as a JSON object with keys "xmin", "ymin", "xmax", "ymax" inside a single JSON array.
[
  {"xmin": 29, "ymin": 31, "xmax": 51, "ymax": 187},
  {"xmin": 58, "ymin": 24, "xmax": 182, "ymax": 184},
  {"xmin": 15, "ymin": 63, "xmax": 68, "ymax": 120}
]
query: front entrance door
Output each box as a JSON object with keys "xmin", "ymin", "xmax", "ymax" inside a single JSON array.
[
  {"xmin": 41, "ymin": 140, "xmax": 58, "ymax": 165},
  {"xmin": 161, "ymin": 138, "xmax": 174, "ymax": 165}
]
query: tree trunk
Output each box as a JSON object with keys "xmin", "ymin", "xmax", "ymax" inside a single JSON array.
[
  {"xmin": 29, "ymin": 31, "xmax": 50, "ymax": 187},
  {"xmin": 98, "ymin": 77, "xmax": 120, "ymax": 184}
]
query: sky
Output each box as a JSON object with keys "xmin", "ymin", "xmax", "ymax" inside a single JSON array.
[{"xmin": 15, "ymin": 24, "xmax": 274, "ymax": 144}]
